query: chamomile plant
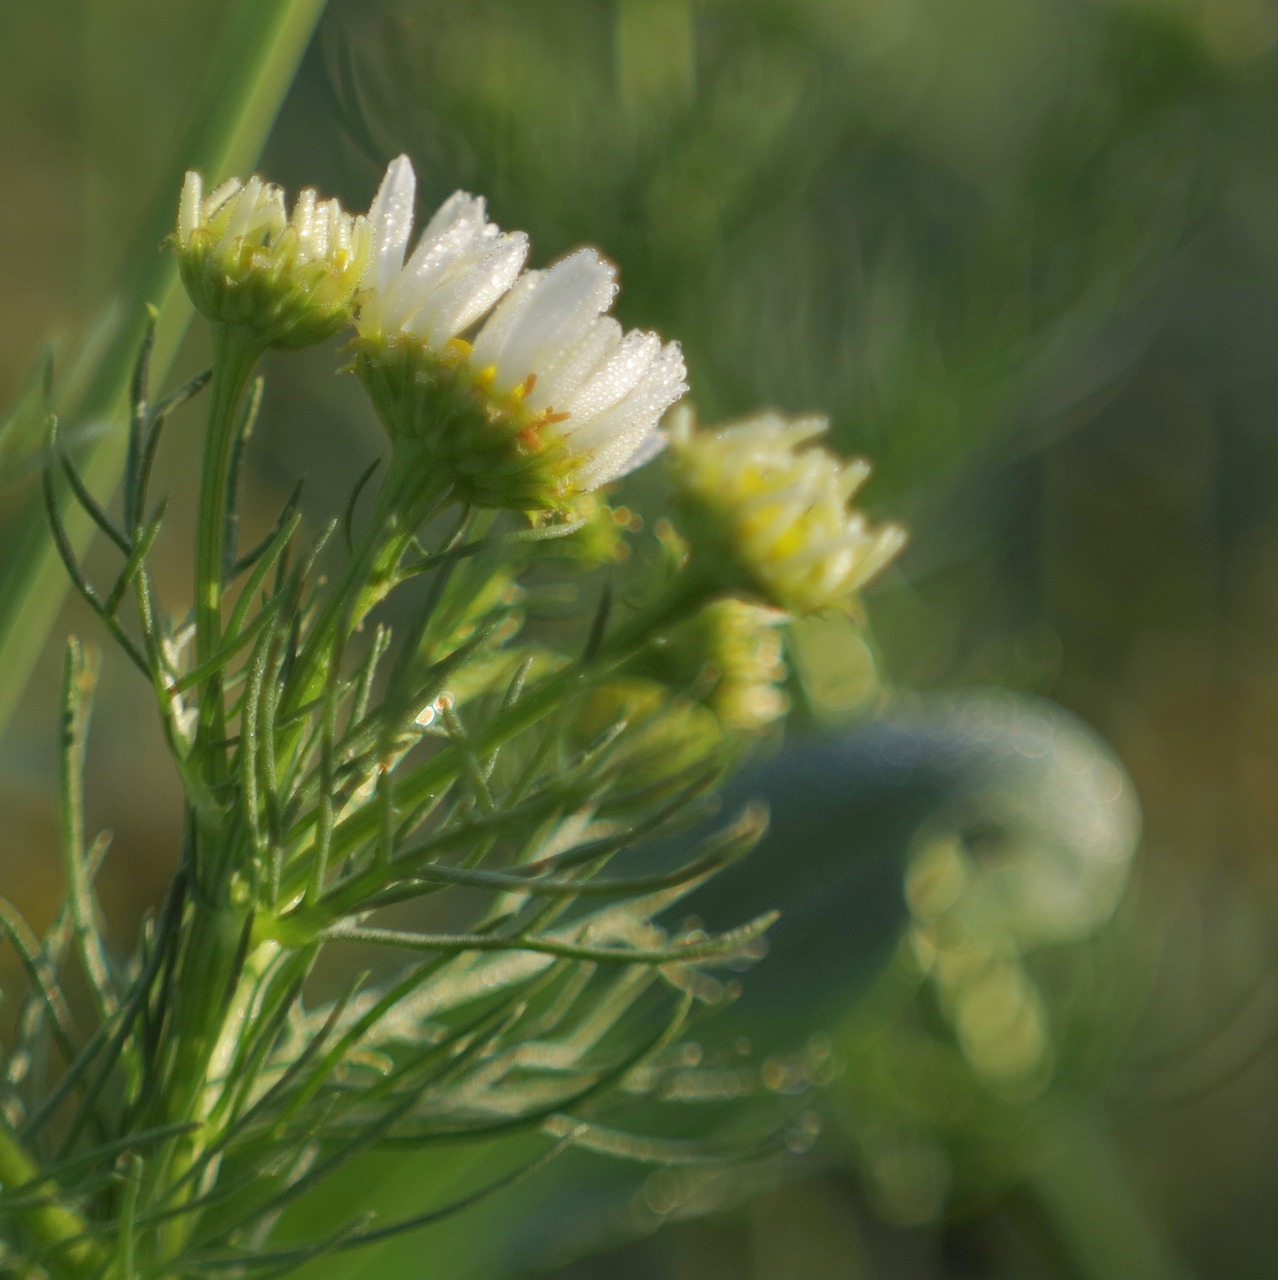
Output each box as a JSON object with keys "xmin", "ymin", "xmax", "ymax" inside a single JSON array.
[{"xmin": 0, "ymin": 156, "xmax": 901, "ymax": 1278}]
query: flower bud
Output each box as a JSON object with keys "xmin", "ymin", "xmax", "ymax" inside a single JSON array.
[
  {"xmin": 175, "ymin": 171, "xmax": 371, "ymax": 349},
  {"xmin": 531, "ymin": 492, "xmax": 640, "ymax": 567},
  {"xmin": 667, "ymin": 409, "xmax": 906, "ymax": 614},
  {"xmin": 570, "ymin": 679, "xmax": 724, "ymax": 800},
  {"xmin": 642, "ymin": 599, "xmax": 790, "ymax": 733}
]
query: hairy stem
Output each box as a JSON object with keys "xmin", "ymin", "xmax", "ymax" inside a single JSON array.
[
  {"xmin": 142, "ymin": 907, "xmax": 262, "ymax": 1274},
  {"xmin": 195, "ymin": 326, "xmax": 263, "ymax": 790},
  {"xmin": 284, "ymin": 450, "xmax": 456, "ymax": 717}
]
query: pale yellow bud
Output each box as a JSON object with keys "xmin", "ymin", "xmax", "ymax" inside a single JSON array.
[
  {"xmin": 667, "ymin": 409, "xmax": 906, "ymax": 615},
  {"xmin": 174, "ymin": 171, "xmax": 371, "ymax": 349}
]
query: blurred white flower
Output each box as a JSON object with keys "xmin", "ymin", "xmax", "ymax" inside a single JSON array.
[
  {"xmin": 354, "ymin": 155, "xmax": 686, "ymax": 509},
  {"xmin": 668, "ymin": 409, "xmax": 906, "ymax": 614},
  {"xmin": 175, "ymin": 171, "xmax": 371, "ymax": 348}
]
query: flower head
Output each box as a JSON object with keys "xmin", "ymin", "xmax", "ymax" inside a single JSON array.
[
  {"xmin": 667, "ymin": 410, "xmax": 906, "ymax": 614},
  {"xmin": 644, "ymin": 598, "xmax": 790, "ymax": 733},
  {"xmin": 353, "ymin": 156, "xmax": 686, "ymax": 510},
  {"xmin": 175, "ymin": 171, "xmax": 371, "ymax": 348},
  {"xmin": 531, "ymin": 492, "xmax": 641, "ymax": 567}
]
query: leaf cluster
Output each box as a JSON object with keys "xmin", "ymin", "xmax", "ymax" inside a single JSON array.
[{"xmin": 0, "ymin": 320, "xmax": 794, "ymax": 1278}]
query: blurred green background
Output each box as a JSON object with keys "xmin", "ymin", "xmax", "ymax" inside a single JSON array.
[{"xmin": 6, "ymin": 0, "xmax": 1278, "ymax": 1276}]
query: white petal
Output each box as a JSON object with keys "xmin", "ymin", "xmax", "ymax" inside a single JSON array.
[
  {"xmin": 204, "ymin": 177, "xmax": 241, "ymax": 206},
  {"xmin": 522, "ymin": 318, "xmax": 621, "ymax": 412},
  {"xmin": 418, "ymin": 234, "xmax": 529, "ymax": 345},
  {"xmin": 560, "ymin": 329, "xmax": 660, "ymax": 424},
  {"xmin": 223, "ymin": 176, "xmax": 264, "ymax": 243},
  {"xmin": 202, "ymin": 178, "xmax": 242, "ymax": 231},
  {"xmin": 574, "ymin": 426, "xmax": 663, "ymax": 490},
  {"xmin": 479, "ymin": 250, "xmax": 617, "ymax": 395},
  {"xmin": 607, "ymin": 428, "xmax": 669, "ymax": 482},
  {"xmin": 292, "ymin": 189, "xmax": 319, "ymax": 253},
  {"xmin": 470, "ymin": 270, "xmax": 544, "ymax": 366},
  {"xmin": 382, "ymin": 196, "xmax": 495, "ymax": 332},
  {"xmin": 381, "ymin": 245, "xmax": 465, "ymax": 333},
  {"xmin": 327, "ymin": 201, "xmax": 352, "ymax": 260},
  {"xmin": 566, "ymin": 341, "xmax": 686, "ymax": 457},
  {"xmin": 350, "ymin": 216, "xmax": 373, "ymax": 270},
  {"xmin": 399, "ymin": 194, "xmax": 485, "ymax": 284},
  {"xmin": 418, "ymin": 190, "xmax": 487, "ymax": 246},
  {"xmin": 237, "ymin": 183, "xmax": 286, "ymax": 246},
  {"xmin": 365, "ymin": 155, "xmax": 417, "ymax": 297},
  {"xmin": 178, "ymin": 172, "xmax": 202, "ymax": 243}
]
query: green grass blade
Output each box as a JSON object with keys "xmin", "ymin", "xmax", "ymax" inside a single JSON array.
[{"xmin": 0, "ymin": 0, "xmax": 332, "ymax": 738}]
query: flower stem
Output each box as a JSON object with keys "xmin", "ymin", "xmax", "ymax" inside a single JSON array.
[
  {"xmin": 195, "ymin": 326, "xmax": 263, "ymax": 781},
  {"xmin": 1025, "ymin": 1108, "xmax": 1191, "ymax": 1280},
  {"xmin": 270, "ymin": 453, "xmax": 452, "ymax": 793},
  {"xmin": 284, "ymin": 472, "xmax": 428, "ymax": 713},
  {"xmin": 135, "ymin": 327, "xmax": 262, "ymax": 1257}
]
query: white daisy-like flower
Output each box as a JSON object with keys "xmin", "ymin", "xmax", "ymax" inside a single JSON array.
[
  {"xmin": 175, "ymin": 171, "xmax": 372, "ymax": 348},
  {"xmin": 353, "ymin": 155, "xmax": 687, "ymax": 510},
  {"xmin": 667, "ymin": 409, "xmax": 906, "ymax": 615}
]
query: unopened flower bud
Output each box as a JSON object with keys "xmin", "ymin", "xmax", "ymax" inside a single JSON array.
[
  {"xmin": 532, "ymin": 492, "xmax": 639, "ymax": 567},
  {"xmin": 175, "ymin": 171, "xmax": 371, "ymax": 349},
  {"xmin": 646, "ymin": 599, "xmax": 790, "ymax": 733},
  {"xmin": 667, "ymin": 409, "xmax": 905, "ymax": 614},
  {"xmin": 571, "ymin": 679, "xmax": 724, "ymax": 798}
]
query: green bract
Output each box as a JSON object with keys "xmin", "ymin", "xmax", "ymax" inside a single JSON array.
[{"xmin": 353, "ymin": 334, "xmax": 575, "ymax": 511}]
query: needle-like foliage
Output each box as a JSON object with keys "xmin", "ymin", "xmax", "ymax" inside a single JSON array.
[{"xmin": 0, "ymin": 135, "xmax": 909, "ymax": 1274}]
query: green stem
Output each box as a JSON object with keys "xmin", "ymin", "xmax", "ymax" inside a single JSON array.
[
  {"xmin": 149, "ymin": 930, "xmax": 278, "ymax": 1272},
  {"xmin": 0, "ymin": 0, "xmax": 331, "ymax": 740},
  {"xmin": 167, "ymin": 464, "xmax": 430, "ymax": 1160},
  {"xmin": 1025, "ymin": 1108, "xmax": 1191, "ymax": 1280},
  {"xmin": 193, "ymin": 328, "xmax": 263, "ymax": 810},
  {"xmin": 196, "ymin": 328, "xmax": 263, "ymax": 674},
  {"xmin": 284, "ymin": 478, "xmax": 426, "ymax": 715},
  {"xmin": 0, "ymin": 1115, "xmax": 102, "ymax": 1275}
]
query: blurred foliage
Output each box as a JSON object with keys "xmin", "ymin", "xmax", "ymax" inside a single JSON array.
[{"xmin": 7, "ymin": 0, "xmax": 1278, "ymax": 1276}]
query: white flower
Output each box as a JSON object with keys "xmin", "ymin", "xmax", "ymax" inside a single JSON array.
[
  {"xmin": 354, "ymin": 156, "xmax": 687, "ymax": 508},
  {"xmin": 667, "ymin": 409, "xmax": 906, "ymax": 614},
  {"xmin": 175, "ymin": 171, "xmax": 371, "ymax": 348}
]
